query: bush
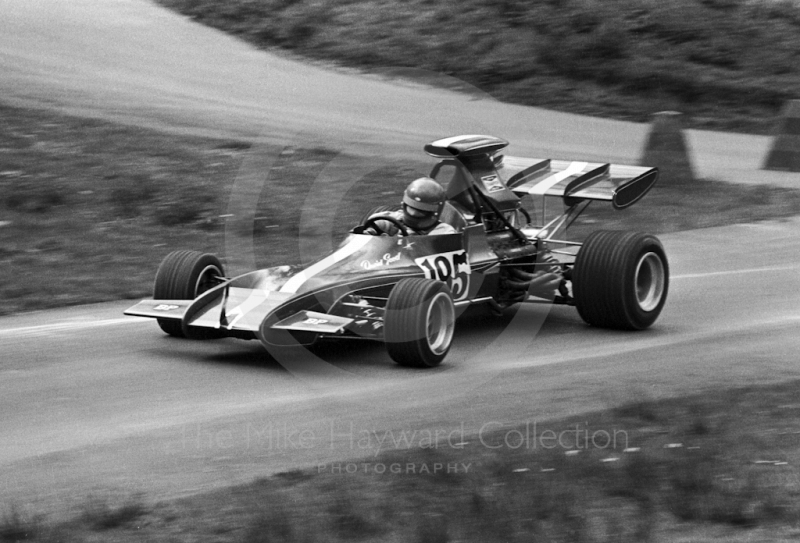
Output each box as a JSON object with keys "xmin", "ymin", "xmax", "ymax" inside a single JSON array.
[
  {"xmin": 80, "ymin": 496, "xmax": 148, "ymax": 531},
  {"xmin": 0, "ymin": 506, "xmax": 37, "ymax": 542},
  {"xmin": 3, "ymin": 180, "xmax": 66, "ymax": 213},
  {"xmin": 151, "ymin": 182, "xmax": 219, "ymax": 227},
  {"xmin": 242, "ymin": 502, "xmax": 296, "ymax": 543},
  {"xmin": 106, "ymin": 173, "xmax": 159, "ymax": 218}
]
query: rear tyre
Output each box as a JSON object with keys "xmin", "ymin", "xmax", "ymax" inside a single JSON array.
[
  {"xmin": 573, "ymin": 231, "xmax": 668, "ymax": 330},
  {"xmin": 384, "ymin": 278, "xmax": 455, "ymax": 368},
  {"xmin": 153, "ymin": 250, "xmax": 224, "ymax": 337}
]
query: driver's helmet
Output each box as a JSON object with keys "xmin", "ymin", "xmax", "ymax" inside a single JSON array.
[{"xmin": 402, "ymin": 177, "xmax": 446, "ymax": 231}]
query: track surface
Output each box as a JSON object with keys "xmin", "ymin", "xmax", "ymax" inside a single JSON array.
[
  {"xmin": 3, "ymin": 221, "xmax": 800, "ymax": 512},
  {"xmin": 1, "ymin": 0, "xmax": 800, "ymax": 513}
]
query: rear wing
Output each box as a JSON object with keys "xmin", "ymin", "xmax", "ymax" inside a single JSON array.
[{"xmin": 500, "ymin": 156, "xmax": 659, "ymax": 210}]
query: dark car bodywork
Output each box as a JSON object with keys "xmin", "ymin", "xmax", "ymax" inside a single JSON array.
[{"xmin": 126, "ymin": 135, "xmax": 665, "ymax": 364}]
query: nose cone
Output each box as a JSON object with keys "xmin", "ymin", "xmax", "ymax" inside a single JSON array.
[{"xmin": 185, "ymin": 285, "xmax": 295, "ymax": 333}]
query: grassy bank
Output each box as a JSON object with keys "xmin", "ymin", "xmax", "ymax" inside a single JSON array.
[
  {"xmin": 2, "ymin": 102, "xmax": 800, "ymax": 315},
  {"xmin": 155, "ymin": 0, "xmax": 800, "ymax": 134},
  {"xmin": 0, "ymin": 104, "xmax": 239, "ymax": 315},
  {"xmin": 4, "ymin": 379, "xmax": 800, "ymax": 542}
]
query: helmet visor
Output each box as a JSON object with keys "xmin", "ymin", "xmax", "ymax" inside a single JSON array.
[{"xmin": 403, "ymin": 204, "xmax": 437, "ymax": 229}]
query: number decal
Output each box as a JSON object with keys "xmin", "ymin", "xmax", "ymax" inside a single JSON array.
[
  {"xmin": 418, "ymin": 258, "xmax": 436, "ymax": 278},
  {"xmin": 434, "ymin": 256, "xmax": 451, "ymax": 280},
  {"xmin": 414, "ymin": 250, "xmax": 471, "ymax": 301}
]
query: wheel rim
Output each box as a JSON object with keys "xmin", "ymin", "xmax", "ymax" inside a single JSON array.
[
  {"xmin": 194, "ymin": 265, "xmax": 222, "ymax": 297},
  {"xmin": 425, "ymin": 292, "xmax": 455, "ymax": 355},
  {"xmin": 635, "ymin": 252, "xmax": 665, "ymax": 312}
]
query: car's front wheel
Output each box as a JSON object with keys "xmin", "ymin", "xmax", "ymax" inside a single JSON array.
[
  {"xmin": 153, "ymin": 250, "xmax": 224, "ymax": 337},
  {"xmin": 384, "ymin": 278, "xmax": 455, "ymax": 368},
  {"xmin": 572, "ymin": 231, "xmax": 668, "ymax": 330}
]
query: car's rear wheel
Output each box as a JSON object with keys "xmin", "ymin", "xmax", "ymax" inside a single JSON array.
[
  {"xmin": 153, "ymin": 250, "xmax": 224, "ymax": 337},
  {"xmin": 573, "ymin": 231, "xmax": 668, "ymax": 330},
  {"xmin": 384, "ymin": 278, "xmax": 455, "ymax": 368}
]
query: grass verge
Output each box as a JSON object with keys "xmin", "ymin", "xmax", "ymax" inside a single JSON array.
[
  {"xmin": 6, "ymin": 379, "xmax": 800, "ymax": 541},
  {"xmin": 2, "ymin": 102, "xmax": 800, "ymax": 316},
  {"xmin": 0, "ymin": 506, "xmax": 40, "ymax": 542},
  {"xmin": 155, "ymin": 0, "xmax": 800, "ymax": 134}
]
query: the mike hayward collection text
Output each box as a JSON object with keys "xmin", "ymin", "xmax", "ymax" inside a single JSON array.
[{"xmin": 181, "ymin": 420, "xmax": 630, "ymax": 454}]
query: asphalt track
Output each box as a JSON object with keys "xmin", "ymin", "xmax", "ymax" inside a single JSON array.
[{"xmin": 1, "ymin": 0, "xmax": 800, "ymax": 514}]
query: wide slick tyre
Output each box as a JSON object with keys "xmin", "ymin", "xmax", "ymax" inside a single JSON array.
[
  {"xmin": 153, "ymin": 250, "xmax": 224, "ymax": 337},
  {"xmin": 384, "ymin": 278, "xmax": 455, "ymax": 368},
  {"xmin": 573, "ymin": 231, "xmax": 668, "ymax": 330}
]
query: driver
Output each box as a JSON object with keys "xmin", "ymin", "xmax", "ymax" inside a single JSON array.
[{"xmin": 366, "ymin": 177, "xmax": 456, "ymax": 236}]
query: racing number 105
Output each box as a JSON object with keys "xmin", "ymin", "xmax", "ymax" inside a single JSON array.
[
  {"xmin": 415, "ymin": 250, "xmax": 471, "ymax": 301},
  {"xmin": 417, "ymin": 256, "xmax": 453, "ymax": 282}
]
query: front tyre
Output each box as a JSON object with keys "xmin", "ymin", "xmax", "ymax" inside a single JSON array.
[
  {"xmin": 384, "ymin": 278, "xmax": 455, "ymax": 368},
  {"xmin": 573, "ymin": 231, "xmax": 668, "ymax": 330},
  {"xmin": 153, "ymin": 250, "xmax": 224, "ymax": 337}
]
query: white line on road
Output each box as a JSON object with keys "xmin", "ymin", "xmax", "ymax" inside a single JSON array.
[
  {"xmin": 672, "ymin": 265, "xmax": 799, "ymax": 280},
  {"xmin": 0, "ymin": 317, "xmax": 151, "ymax": 338}
]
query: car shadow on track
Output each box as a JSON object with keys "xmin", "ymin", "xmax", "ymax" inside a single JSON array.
[{"xmin": 165, "ymin": 303, "xmax": 590, "ymax": 374}]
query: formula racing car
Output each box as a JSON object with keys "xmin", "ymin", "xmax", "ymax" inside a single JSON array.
[{"xmin": 125, "ymin": 135, "xmax": 669, "ymax": 368}]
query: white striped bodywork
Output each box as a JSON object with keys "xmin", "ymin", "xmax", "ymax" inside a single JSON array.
[
  {"xmin": 429, "ymin": 135, "xmax": 495, "ymax": 148},
  {"xmin": 279, "ymin": 236, "xmax": 373, "ymax": 294},
  {"xmin": 523, "ymin": 161, "xmax": 588, "ymax": 196}
]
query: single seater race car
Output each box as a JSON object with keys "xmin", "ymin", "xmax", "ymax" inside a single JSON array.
[{"xmin": 125, "ymin": 135, "xmax": 668, "ymax": 368}]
